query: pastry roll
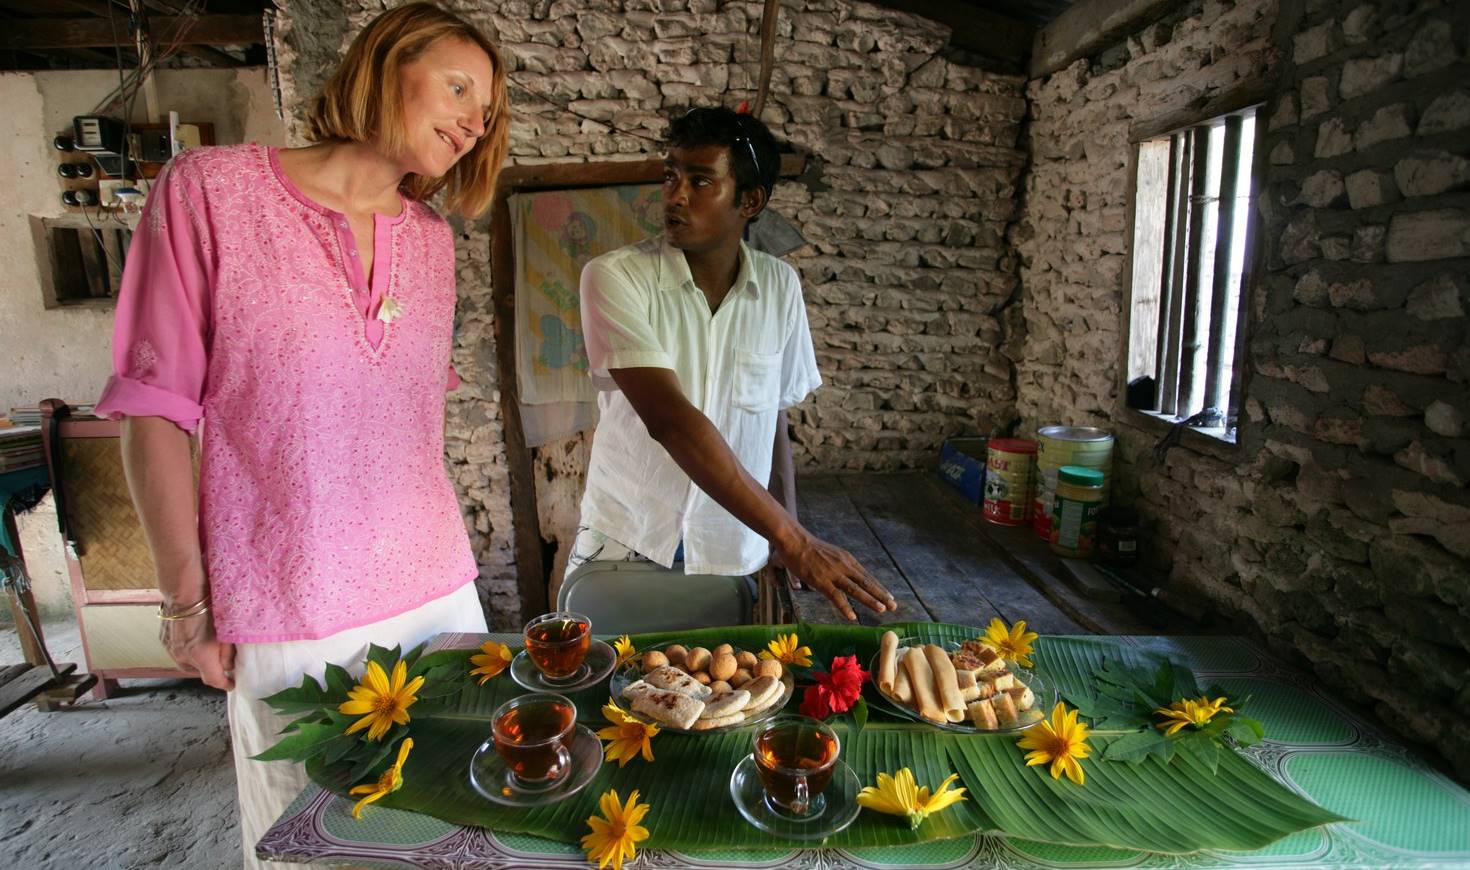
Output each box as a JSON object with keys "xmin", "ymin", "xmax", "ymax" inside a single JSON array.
[
  {"xmin": 924, "ymin": 644, "xmax": 967, "ymax": 723},
  {"xmin": 877, "ymin": 631, "xmax": 899, "ymax": 695},
  {"xmin": 892, "ymin": 648, "xmax": 914, "ymax": 704},
  {"xmin": 902, "ymin": 643, "xmax": 945, "ymax": 723}
]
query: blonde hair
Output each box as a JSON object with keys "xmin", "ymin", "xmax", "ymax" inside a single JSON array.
[{"xmin": 306, "ymin": 3, "xmax": 509, "ymax": 218}]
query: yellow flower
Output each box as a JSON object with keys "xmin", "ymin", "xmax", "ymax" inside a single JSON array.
[
  {"xmin": 979, "ymin": 617, "xmax": 1039, "ymax": 668},
  {"xmin": 1017, "ymin": 702, "xmax": 1092, "ymax": 785},
  {"xmin": 1154, "ymin": 696, "xmax": 1235, "ymax": 736},
  {"xmin": 339, "ymin": 659, "xmax": 424, "ymax": 741},
  {"xmin": 469, "ymin": 640, "xmax": 513, "ymax": 685},
  {"xmin": 613, "ymin": 635, "xmax": 636, "ymax": 668},
  {"xmin": 347, "ymin": 738, "xmax": 413, "ymax": 819},
  {"xmin": 759, "ymin": 633, "xmax": 813, "ymax": 667},
  {"xmin": 596, "ymin": 700, "xmax": 660, "ymax": 767},
  {"xmin": 581, "ymin": 788, "xmax": 650, "ymax": 870},
  {"xmin": 856, "ymin": 767, "xmax": 968, "ymax": 830}
]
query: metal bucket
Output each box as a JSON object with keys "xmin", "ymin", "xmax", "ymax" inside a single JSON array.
[
  {"xmin": 1032, "ymin": 426, "xmax": 1114, "ymax": 539},
  {"xmin": 983, "ymin": 438, "xmax": 1037, "ymax": 526}
]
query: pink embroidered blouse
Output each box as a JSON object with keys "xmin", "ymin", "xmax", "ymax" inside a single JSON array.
[{"xmin": 95, "ymin": 144, "xmax": 478, "ymax": 643}]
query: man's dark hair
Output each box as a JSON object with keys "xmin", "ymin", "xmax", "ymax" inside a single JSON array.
[{"xmin": 665, "ymin": 106, "xmax": 781, "ymax": 204}]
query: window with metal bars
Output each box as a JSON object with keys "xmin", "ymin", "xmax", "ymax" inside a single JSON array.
[{"xmin": 1125, "ymin": 105, "xmax": 1260, "ymax": 443}]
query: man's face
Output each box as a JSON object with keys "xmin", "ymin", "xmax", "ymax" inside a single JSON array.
[{"xmin": 662, "ymin": 144, "xmax": 761, "ymax": 252}]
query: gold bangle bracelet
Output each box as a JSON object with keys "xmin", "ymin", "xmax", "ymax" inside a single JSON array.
[{"xmin": 158, "ymin": 597, "xmax": 210, "ymax": 621}]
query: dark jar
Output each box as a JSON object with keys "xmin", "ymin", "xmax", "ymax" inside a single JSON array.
[{"xmin": 1096, "ymin": 506, "xmax": 1139, "ymax": 566}]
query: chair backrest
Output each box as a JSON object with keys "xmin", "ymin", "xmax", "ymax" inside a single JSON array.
[{"xmin": 556, "ymin": 560, "xmax": 754, "ymax": 634}]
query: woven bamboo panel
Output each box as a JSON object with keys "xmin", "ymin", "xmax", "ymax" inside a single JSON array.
[{"xmin": 62, "ymin": 439, "xmax": 157, "ymax": 591}]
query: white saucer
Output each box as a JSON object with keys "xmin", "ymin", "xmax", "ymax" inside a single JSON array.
[
  {"xmin": 468, "ymin": 724, "xmax": 602, "ymax": 807},
  {"xmin": 729, "ymin": 754, "xmax": 861, "ymax": 841},
  {"xmin": 509, "ymin": 639, "xmax": 617, "ymax": 693}
]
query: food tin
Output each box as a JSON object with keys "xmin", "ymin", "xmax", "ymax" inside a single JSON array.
[
  {"xmin": 1032, "ymin": 426, "xmax": 1114, "ymax": 539},
  {"xmin": 983, "ymin": 438, "xmax": 1037, "ymax": 525},
  {"xmin": 1049, "ymin": 465, "xmax": 1105, "ymax": 558}
]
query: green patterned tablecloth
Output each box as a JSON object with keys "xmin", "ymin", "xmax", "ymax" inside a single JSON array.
[{"xmin": 257, "ymin": 634, "xmax": 1470, "ymax": 869}]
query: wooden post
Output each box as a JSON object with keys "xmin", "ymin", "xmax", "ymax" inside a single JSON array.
[
  {"xmin": 1157, "ymin": 130, "xmax": 1193, "ymax": 417},
  {"xmin": 2, "ymin": 509, "xmax": 48, "ymax": 669},
  {"xmin": 1176, "ymin": 124, "xmax": 1213, "ymax": 419},
  {"xmin": 1201, "ymin": 114, "xmax": 1244, "ymax": 423},
  {"xmin": 1151, "ymin": 132, "xmax": 1183, "ymax": 412}
]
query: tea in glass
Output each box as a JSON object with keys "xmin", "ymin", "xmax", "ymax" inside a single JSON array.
[
  {"xmin": 492, "ymin": 692, "xmax": 576, "ymax": 790},
  {"xmin": 523, "ymin": 611, "xmax": 592, "ymax": 683},
  {"xmin": 753, "ymin": 715, "xmax": 840, "ymax": 819}
]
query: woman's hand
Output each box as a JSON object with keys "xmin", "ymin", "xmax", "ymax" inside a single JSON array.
[{"xmin": 159, "ymin": 611, "xmax": 235, "ymax": 691}]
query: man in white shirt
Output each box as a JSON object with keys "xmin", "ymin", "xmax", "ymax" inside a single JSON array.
[{"xmin": 573, "ymin": 107, "xmax": 897, "ymax": 621}]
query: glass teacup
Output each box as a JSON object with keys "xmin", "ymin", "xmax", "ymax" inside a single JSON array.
[
  {"xmin": 491, "ymin": 692, "xmax": 577, "ymax": 791},
  {"xmin": 752, "ymin": 715, "xmax": 841, "ymax": 820},
  {"xmin": 523, "ymin": 611, "xmax": 592, "ymax": 684}
]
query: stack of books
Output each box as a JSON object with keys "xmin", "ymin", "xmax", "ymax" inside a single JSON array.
[{"xmin": 0, "ymin": 425, "xmax": 44, "ymax": 473}]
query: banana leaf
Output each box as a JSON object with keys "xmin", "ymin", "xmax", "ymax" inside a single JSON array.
[{"xmin": 305, "ymin": 623, "xmax": 1344, "ymax": 853}]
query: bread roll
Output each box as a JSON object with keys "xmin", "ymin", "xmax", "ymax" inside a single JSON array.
[
  {"xmin": 641, "ymin": 650, "xmax": 669, "ymax": 672},
  {"xmin": 665, "ymin": 645, "xmax": 688, "ymax": 667},
  {"xmin": 735, "ymin": 651, "xmax": 758, "ymax": 671},
  {"xmin": 925, "ymin": 644, "xmax": 967, "ymax": 723},
  {"xmin": 877, "ymin": 631, "xmax": 899, "ymax": 695},
  {"xmin": 709, "ymin": 652, "xmax": 738, "ymax": 682},
  {"xmin": 684, "ymin": 647, "xmax": 712, "ymax": 673},
  {"xmin": 713, "ymin": 643, "xmax": 734, "ymax": 657},
  {"xmin": 902, "ymin": 643, "xmax": 944, "ymax": 723}
]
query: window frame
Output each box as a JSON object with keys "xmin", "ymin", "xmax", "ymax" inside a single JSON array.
[{"xmin": 1116, "ymin": 84, "xmax": 1273, "ymax": 457}]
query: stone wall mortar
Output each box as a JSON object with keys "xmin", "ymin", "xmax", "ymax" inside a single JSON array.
[{"xmin": 1020, "ymin": 0, "xmax": 1470, "ymax": 778}]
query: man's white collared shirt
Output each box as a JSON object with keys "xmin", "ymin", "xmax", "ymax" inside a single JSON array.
[{"xmin": 577, "ymin": 234, "xmax": 822, "ymax": 576}]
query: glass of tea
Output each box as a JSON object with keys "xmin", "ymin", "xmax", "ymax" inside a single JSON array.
[
  {"xmin": 752, "ymin": 715, "xmax": 841, "ymax": 820},
  {"xmin": 523, "ymin": 611, "xmax": 593, "ymax": 683},
  {"xmin": 491, "ymin": 692, "xmax": 577, "ymax": 791}
]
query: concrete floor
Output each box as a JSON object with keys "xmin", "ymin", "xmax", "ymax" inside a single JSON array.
[{"xmin": 0, "ymin": 618, "xmax": 241, "ymax": 869}]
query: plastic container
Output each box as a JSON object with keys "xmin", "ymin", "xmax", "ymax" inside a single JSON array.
[
  {"xmin": 1033, "ymin": 426, "xmax": 1114, "ymax": 540},
  {"xmin": 983, "ymin": 438, "xmax": 1037, "ymax": 526},
  {"xmin": 1049, "ymin": 465, "xmax": 1105, "ymax": 558},
  {"xmin": 1097, "ymin": 505, "xmax": 1140, "ymax": 566}
]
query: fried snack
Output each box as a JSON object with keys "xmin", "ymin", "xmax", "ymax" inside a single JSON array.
[
  {"xmin": 925, "ymin": 643, "xmax": 967, "ymax": 723},
  {"xmin": 967, "ymin": 697, "xmax": 999, "ymax": 729},
  {"xmin": 991, "ymin": 672, "xmax": 1016, "ymax": 692},
  {"xmin": 630, "ymin": 686, "xmax": 704, "ymax": 730},
  {"xmin": 730, "ymin": 668, "xmax": 753, "ymax": 688},
  {"xmin": 892, "ymin": 647, "xmax": 914, "ymax": 704},
  {"xmin": 735, "ymin": 651, "xmax": 759, "ymax": 671},
  {"xmin": 709, "ymin": 652, "xmax": 738, "ymax": 682},
  {"xmin": 1006, "ymin": 683, "xmax": 1035, "ymax": 711},
  {"xmin": 902, "ymin": 643, "xmax": 945, "ymax": 723},
  {"xmin": 713, "ymin": 643, "xmax": 734, "ymax": 657},
  {"xmin": 741, "ymin": 675, "xmax": 782, "ymax": 714},
  {"xmin": 692, "ymin": 671, "xmax": 712, "ymax": 685},
  {"xmin": 754, "ymin": 659, "xmax": 783, "ymax": 680},
  {"xmin": 641, "ymin": 650, "xmax": 669, "ymax": 672},
  {"xmin": 957, "ymin": 670, "xmax": 981, "ymax": 702},
  {"xmin": 645, "ymin": 665, "xmax": 712, "ymax": 700},
  {"xmin": 877, "ymin": 630, "xmax": 899, "ymax": 695},
  {"xmin": 665, "ymin": 645, "xmax": 688, "ymax": 667},
  {"xmin": 700, "ymin": 689, "xmax": 751, "ymax": 719},
  {"xmin": 709, "ymin": 680, "xmax": 732, "ymax": 696},
  {"xmin": 692, "ymin": 712, "xmax": 745, "ymax": 730},
  {"xmin": 684, "ymin": 646, "xmax": 712, "ymax": 673}
]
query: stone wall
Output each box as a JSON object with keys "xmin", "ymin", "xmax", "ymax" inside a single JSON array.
[
  {"xmin": 1018, "ymin": 0, "xmax": 1470, "ymax": 777},
  {"xmin": 273, "ymin": 0, "xmax": 1030, "ymax": 627}
]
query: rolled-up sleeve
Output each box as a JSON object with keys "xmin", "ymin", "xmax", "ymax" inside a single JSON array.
[
  {"xmin": 580, "ymin": 258, "xmax": 674, "ymax": 385},
  {"xmin": 778, "ymin": 268, "xmax": 822, "ymax": 409},
  {"xmin": 94, "ymin": 158, "xmax": 212, "ymax": 433}
]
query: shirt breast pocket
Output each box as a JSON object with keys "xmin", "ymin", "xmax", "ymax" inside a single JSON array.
[{"xmin": 732, "ymin": 349, "xmax": 782, "ymax": 413}]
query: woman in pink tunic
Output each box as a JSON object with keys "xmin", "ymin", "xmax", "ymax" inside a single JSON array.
[{"xmin": 94, "ymin": 5, "xmax": 509, "ymax": 866}]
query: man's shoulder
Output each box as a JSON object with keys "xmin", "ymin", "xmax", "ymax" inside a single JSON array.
[
  {"xmin": 744, "ymin": 246, "xmax": 802, "ymax": 299},
  {"xmin": 586, "ymin": 235, "xmax": 663, "ymax": 273}
]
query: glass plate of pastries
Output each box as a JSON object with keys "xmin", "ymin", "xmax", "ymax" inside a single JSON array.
[
  {"xmin": 608, "ymin": 641, "xmax": 796, "ymax": 734},
  {"xmin": 868, "ymin": 630, "xmax": 1051, "ymax": 733}
]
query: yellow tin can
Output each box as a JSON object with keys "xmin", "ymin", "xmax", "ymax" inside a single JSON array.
[{"xmin": 1032, "ymin": 426, "xmax": 1114, "ymax": 540}]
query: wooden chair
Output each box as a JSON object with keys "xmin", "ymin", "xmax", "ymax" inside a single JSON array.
[{"xmin": 39, "ymin": 399, "xmax": 195, "ymax": 698}]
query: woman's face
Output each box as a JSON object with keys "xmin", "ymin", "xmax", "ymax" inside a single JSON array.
[{"xmin": 394, "ymin": 36, "xmax": 496, "ymax": 178}]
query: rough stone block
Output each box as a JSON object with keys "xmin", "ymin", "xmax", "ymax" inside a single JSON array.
[
  {"xmin": 1419, "ymin": 91, "xmax": 1470, "ymax": 135},
  {"xmin": 1341, "ymin": 4, "xmax": 1378, "ymax": 44},
  {"xmin": 1404, "ymin": 18, "xmax": 1455, "ymax": 78},
  {"xmin": 1293, "ymin": 269, "xmax": 1329, "ymax": 305},
  {"xmin": 1321, "ymin": 235, "xmax": 1351, "ymax": 260},
  {"xmin": 1330, "ymin": 333, "xmax": 1366, "ymax": 364},
  {"xmin": 1362, "ymin": 384, "xmax": 1415, "ymax": 416},
  {"xmin": 1297, "ymin": 169, "xmax": 1346, "ymax": 207},
  {"xmin": 1270, "ymin": 140, "xmax": 1296, "ymax": 164},
  {"xmin": 1339, "ymin": 52, "xmax": 1403, "ymax": 100},
  {"xmin": 1406, "ymin": 273, "xmax": 1466, "ymax": 320},
  {"xmin": 1394, "ymin": 150, "xmax": 1470, "ymax": 198},
  {"xmin": 1328, "ymin": 277, "xmax": 1377, "ymax": 309},
  {"xmin": 1300, "ymin": 76, "xmax": 1331, "ymax": 118},
  {"xmin": 1268, "ymin": 93, "xmax": 1298, "ymax": 130},
  {"xmin": 1293, "ymin": 21, "xmax": 1337, "ymax": 65},
  {"xmin": 1425, "ymin": 400, "xmax": 1465, "ymax": 438},
  {"xmin": 1386, "ymin": 209, "xmax": 1470, "ymax": 262},
  {"xmin": 1280, "ymin": 215, "xmax": 1322, "ymax": 264},
  {"xmin": 1393, "ymin": 440, "xmax": 1465, "ymax": 487},
  {"xmin": 1315, "ymin": 117, "xmax": 1354, "ymax": 157},
  {"xmin": 1368, "ymin": 344, "xmax": 1449, "ymax": 375},
  {"xmin": 1346, "ymin": 168, "xmax": 1400, "ymax": 209},
  {"xmin": 1355, "ymin": 103, "xmax": 1415, "ymax": 150},
  {"xmin": 1351, "ymin": 225, "xmax": 1386, "ymax": 262}
]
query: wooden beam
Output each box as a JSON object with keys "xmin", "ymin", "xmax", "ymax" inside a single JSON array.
[
  {"xmin": 498, "ymin": 153, "xmax": 806, "ymax": 193},
  {"xmin": 867, "ymin": 0, "xmax": 1032, "ymax": 65},
  {"xmin": 1030, "ymin": 0, "xmax": 1177, "ymax": 78},
  {"xmin": 0, "ymin": 14, "xmax": 261, "ymax": 50}
]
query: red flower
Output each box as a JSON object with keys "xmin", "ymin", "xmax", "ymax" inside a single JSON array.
[{"xmin": 799, "ymin": 655, "xmax": 869, "ymax": 719}]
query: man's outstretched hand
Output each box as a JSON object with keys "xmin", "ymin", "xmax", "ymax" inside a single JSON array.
[{"xmin": 779, "ymin": 534, "xmax": 898, "ymax": 621}]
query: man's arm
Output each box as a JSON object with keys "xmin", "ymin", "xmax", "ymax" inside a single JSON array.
[{"xmin": 610, "ymin": 366, "xmax": 896, "ymax": 620}]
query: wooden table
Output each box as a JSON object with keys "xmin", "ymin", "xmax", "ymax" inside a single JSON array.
[{"xmin": 789, "ymin": 472, "xmax": 1164, "ymax": 635}]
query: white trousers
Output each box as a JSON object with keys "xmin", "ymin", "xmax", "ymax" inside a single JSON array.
[{"xmin": 226, "ymin": 582, "xmax": 488, "ymax": 869}]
